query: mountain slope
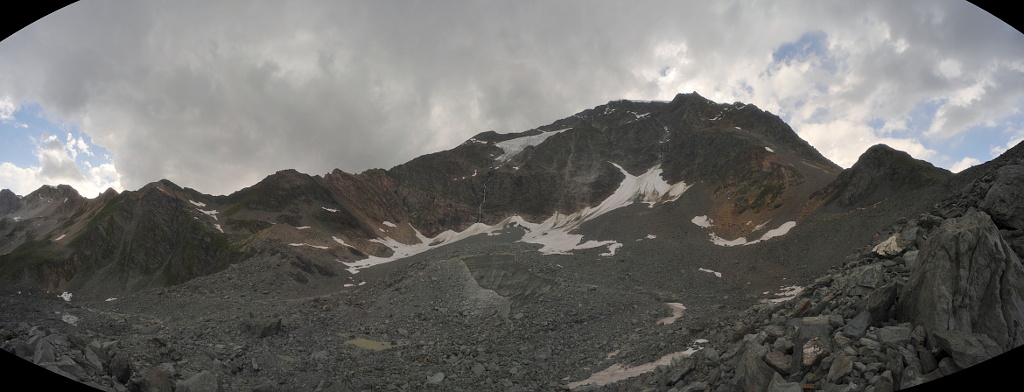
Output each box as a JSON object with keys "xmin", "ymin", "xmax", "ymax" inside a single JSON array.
[
  {"xmin": 3, "ymin": 93, "xmax": 1024, "ymax": 391},
  {"xmin": 2, "ymin": 92, "xmax": 843, "ymax": 298}
]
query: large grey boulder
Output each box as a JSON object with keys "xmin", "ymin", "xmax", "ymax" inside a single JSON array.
[
  {"xmin": 734, "ymin": 341, "xmax": 777, "ymax": 392},
  {"xmin": 980, "ymin": 165, "xmax": 1024, "ymax": 231},
  {"xmin": 931, "ymin": 330, "xmax": 1003, "ymax": 369},
  {"xmin": 896, "ymin": 209, "xmax": 1024, "ymax": 352}
]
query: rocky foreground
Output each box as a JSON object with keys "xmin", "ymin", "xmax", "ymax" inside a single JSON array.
[{"xmin": 615, "ymin": 163, "xmax": 1024, "ymax": 392}]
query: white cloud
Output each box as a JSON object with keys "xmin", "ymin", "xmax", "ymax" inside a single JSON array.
[
  {"xmin": 0, "ymin": 97, "xmax": 15, "ymax": 122},
  {"xmin": 64, "ymin": 133, "xmax": 93, "ymax": 159},
  {"xmin": 0, "ymin": 134, "xmax": 121, "ymax": 197},
  {"xmin": 796, "ymin": 120, "xmax": 936, "ymax": 168},
  {"xmin": 990, "ymin": 129, "xmax": 1024, "ymax": 157},
  {"xmin": 936, "ymin": 59, "xmax": 963, "ymax": 79},
  {"xmin": 0, "ymin": 162, "xmax": 40, "ymax": 195},
  {"xmin": 949, "ymin": 156, "xmax": 980, "ymax": 173}
]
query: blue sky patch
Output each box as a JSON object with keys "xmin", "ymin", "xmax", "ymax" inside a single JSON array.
[{"xmin": 772, "ymin": 31, "xmax": 835, "ymax": 72}]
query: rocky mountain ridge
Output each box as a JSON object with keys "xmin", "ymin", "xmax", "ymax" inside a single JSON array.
[
  {"xmin": 1, "ymin": 92, "xmax": 845, "ymax": 298},
  {"xmin": 2, "ymin": 93, "xmax": 1018, "ymax": 392}
]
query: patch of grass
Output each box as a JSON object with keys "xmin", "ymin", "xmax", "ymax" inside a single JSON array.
[
  {"xmin": 0, "ymin": 239, "xmax": 60, "ymax": 279},
  {"xmin": 69, "ymin": 198, "xmax": 125, "ymax": 246},
  {"xmin": 224, "ymin": 203, "xmax": 242, "ymax": 217},
  {"xmin": 226, "ymin": 218, "xmax": 272, "ymax": 234}
]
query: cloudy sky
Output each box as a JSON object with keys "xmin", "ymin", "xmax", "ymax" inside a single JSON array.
[{"xmin": 1, "ymin": 1, "xmax": 1023, "ymax": 197}]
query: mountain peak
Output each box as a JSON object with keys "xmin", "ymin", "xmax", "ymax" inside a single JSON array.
[
  {"xmin": 0, "ymin": 189, "xmax": 19, "ymax": 215},
  {"xmin": 818, "ymin": 143, "xmax": 951, "ymax": 209},
  {"xmin": 24, "ymin": 183, "xmax": 83, "ymax": 202}
]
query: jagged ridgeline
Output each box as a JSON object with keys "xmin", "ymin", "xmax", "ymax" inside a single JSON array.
[
  {"xmin": 1, "ymin": 92, "xmax": 850, "ymax": 296},
  {"xmin": 5, "ymin": 92, "xmax": 1024, "ymax": 391}
]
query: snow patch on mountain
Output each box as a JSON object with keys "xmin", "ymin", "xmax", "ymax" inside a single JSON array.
[
  {"xmin": 691, "ymin": 215, "xmax": 713, "ymax": 228},
  {"xmin": 289, "ymin": 243, "xmax": 328, "ymax": 250},
  {"xmin": 342, "ymin": 218, "xmax": 523, "ymax": 274},
  {"xmin": 342, "ymin": 163, "xmax": 690, "ymax": 271},
  {"xmin": 494, "ymin": 128, "xmax": 570, "ymax": 162},
  {"xmin": 383, "ymin": 221, "xmax": 397, "ymax": 228},
  {"xmin": 699, "ymin": 268, "xmax": 722, "ymax": 278},
  {"xmin": 197, "ymin": 209, "xmax": 218, "ymax": 220},
  {"xmin": 758, "ymin": 221, "xmax": 797, "ymax": 241},
  {"xmin": 332, "ymin": 236, "xmax": 353, "ymax": 248},
  {"xmin": 706, "ymin": 220, "xmax": 797, "ymax": 247},
  {"xmin": 765, "ymin": 285, "xmax": 804, "ymax": 303},
  {"xmin": 519, "ymin": 163, "xmax": 689, "ymax": 254},
  {"xmin": 599, "ymin": 242, "xmax": 623, "ymax": 256},
  {"xmin": 657, "ymin": 303, "xmax": 686, "ymax": 325},
  {"xmin": 710, "ymin": 233, "xmax": 750, "ymax": 247},
  {"xmin": 567, "ymin": 347, "xmax": 699, "ymax": 389},
  {"xmin": 188, "ymin": 200, "xmax": 206, "ymax": 207}
]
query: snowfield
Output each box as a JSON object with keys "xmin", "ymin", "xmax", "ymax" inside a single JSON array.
[
  {"xmin": 656, "ymin": 303, "xmax": 687, "ymax": 325},
  {"xmin": 691, "ymin": 215, "xmax": 713, "ymax": 228},
  {"xmin": 289, "ymin": 243, "xmax": 329, "ymax": 250},
  {"xmin": 699, "ymin": 268, "xmax": 722, "ymax": 278},
  {"xmin": 342, "ymin": 163, "xmax": 691, "ymax": 272},
  {"xmin": 493, "ymin": 128, "xmax": 571, "ymax": 162},
  {"xmin": 698, "ymin": 219, "xmax": 798, "ymax": 247}
]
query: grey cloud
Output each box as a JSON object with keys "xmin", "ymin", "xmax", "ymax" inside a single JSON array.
[
  {"xmin": 1, "ymin": 1, "xmax": 1023, "ymax": 194},
  {"xmin": 35, "ymin": 136, "xmax": 86, "ymax": 183}
]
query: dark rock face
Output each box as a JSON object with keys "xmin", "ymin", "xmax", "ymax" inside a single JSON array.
[
  {"xmin": 897, "ymin": 209, "xmax": 1024, "ymax": 352},
  {"xmin": 980, "ymin": 165, "xmax": 1024, "ymax": 231},
  {"xmin": 932, "ymin": 330, "xmax": 1003, "ymax": 369},
  {"xmin": 817, "ymin": 144, "xmax": 951, "ymax": 210},
  {"xmin": 386, "ymin": 92, "xmax": 839, "ymax": 238},
  {"xmin": 0, "ymin": 189, "xmax": 18, "ymax": 215}
]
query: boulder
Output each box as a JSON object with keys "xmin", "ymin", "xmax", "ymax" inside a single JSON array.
[
  {"xmin": 857, "ymin": 283, "xmax": 897, "ymax": 322},
  {"xmin": 109, "ymin": 352, "xmax": 132, "ymax": 384},
  {"xmin": 874, "ymin": 326, "xmax": 912, "ymax": 347},
  {"xmin": 931, "ymin": 329, "xmax": 1003, "ymax": 369},
  {"xmin": 980, "ymin": 165, "xmax": 1024, "ymax": 231},
  {"xmin": 735, "ymin": 341, "xmax": 776, "ymax": 392},
  {"xmin": 767, "ymin": 372, "xmax": 802, "ymax": 392},
  {"xmin": 842, "ymin": 311, "xmax": 872, "ymax": 339},
  {"xmin": 763, "ymin": 349, "xmax": 791, "ymax": 375},
  {"xmin": 175, "ymin": 370, "xmax": 221, "ymax": 392},
  {"xmin": 826, "ymin": 353, "xmax": 853, "ymax": 383},
  {"xmin": 254, "ymin": 317, "xmax": 283, "ymax": 339},
  {"xmin": 896, "ymin": 209, "xmax": 1024, "ymax": 352},
  {"xmin": 872, "ymin": 234, "xmax": 908, "ymax": 258},
  {"xmin": 140, "ymin": 366, "xmax": 174, "ymax": 392}
]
